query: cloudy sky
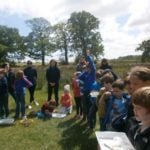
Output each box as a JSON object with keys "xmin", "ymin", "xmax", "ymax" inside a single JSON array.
[{"xmin": 0, "ymin": 0, "xmax": 150, "ymax": 59}]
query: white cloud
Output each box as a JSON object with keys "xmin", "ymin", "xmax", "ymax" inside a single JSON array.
[{"xmin": 0, "ymin": 0, "xmax": 149, "ymax": 59}]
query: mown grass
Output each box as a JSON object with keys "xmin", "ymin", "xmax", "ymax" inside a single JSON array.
[{"xmin": 0, "ymin": 90, "xmax": 98, "ymax": 150}]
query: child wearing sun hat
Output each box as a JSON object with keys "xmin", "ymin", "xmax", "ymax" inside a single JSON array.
[{"xmin": 59, "ymin": 84, "xmax": 73, "ymax": 114}]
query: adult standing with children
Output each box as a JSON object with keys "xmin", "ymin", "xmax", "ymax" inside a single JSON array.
[
  {"xmin": 99, "ymin": 58, "xmax": 112, "ymax": 70},
  {"xmin": 76, "ymin": 55, "xmax": 86, "ymax": 72},
  {"xmin": 2, "ymin": 63, "xmax": 16, "ymax": 103},
  {"xmin": 127, "ymin": 66, "xmax": 150, "ymax": 120},
  {"xmin": 125, "ymin": 66, "xmax": 150, "ymax": 136},
  {"xmin": 0, "ymin": 69, "xmax": 9, "ymax": 118},
  {"xmin": 46, "ymin": 59, "xmax": 60, "ymax": 106},
  {"xmin": 24, "ymin": 60, "xmax": 39, "ymax": 109}
]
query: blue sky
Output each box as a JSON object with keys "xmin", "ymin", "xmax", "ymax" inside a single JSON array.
[
  {"xmin": 0, "ymin": 0, "xmax": 150, "ymax": 59},
  {"xmin": 0, "ymin": 14, "xmax": 30, "ymax": 35}
]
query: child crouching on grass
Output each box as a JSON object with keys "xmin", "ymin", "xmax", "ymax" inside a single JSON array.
[
  {"xmin": 36, "ymin": 100, "xmax": 56, "ymax": 119},
  {"xmin": 59, "ymin": 84, "xmax": 73, "ymax": 114},
  {"xmin": 41, "ymin": 100, "xmax": 56, "ymax": 118},
  {"xmin": 128, "ymin": 86, "xmax": 150, "ymax": 150}
]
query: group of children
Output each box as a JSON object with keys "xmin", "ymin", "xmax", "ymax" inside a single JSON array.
[
  {"xmin": 72, "ymin": 53, "xmax": 150, "ymax": 150},
  {"xmin": 0, "ymin": 61, "xmax": 40, "ymax": 120},
  {"xmin": 0, "ymin": 60, "xmax": 73, "ymax": 121},
  {"xmin": 0, "ymin": 55, "xmax": 149, "ymax": 150},
  {"xmin": 0, "ymin": 67, "xmax": 33, "ymax": 119}
]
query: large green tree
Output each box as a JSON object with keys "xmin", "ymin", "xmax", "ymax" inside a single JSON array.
[
  {"xmin": 25, "ymin": 17, "xmax": 53, "ymax": 66},
  {"xmin": 53, "ymin": 22, "xmax": 71, "ymax": 64},
  {"xmin": 0, "ymin": 25, "xmax": 24, "ymax": 62},
  {"xmin": 136, "ymin": 39, "xmax": 150, "ymax": 62},
  {"xmin": 68, "ymin": 11, "xmax": 104, "ymax": 57}
]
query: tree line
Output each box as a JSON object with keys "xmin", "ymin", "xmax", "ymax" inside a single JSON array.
[
  {"xmin": 0, "ymin": 10, "xmax": 149, "ymax": 66},
  {"xmin": 0, "ymin": 11, "xmax": 103, "ymax": 66}
]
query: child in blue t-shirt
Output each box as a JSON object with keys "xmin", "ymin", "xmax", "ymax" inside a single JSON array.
[
  {"xmin": 108, "ymin": 79, "xmax": 130, "ymax": 131},
  {"xmin": 87, "ymin": 71, "xmax": 102, "ymax": 129}
]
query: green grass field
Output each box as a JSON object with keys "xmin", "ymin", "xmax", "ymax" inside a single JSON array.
[{"xmin": 0, "ymin": 90, "xmax": 98, "ymax": 150}]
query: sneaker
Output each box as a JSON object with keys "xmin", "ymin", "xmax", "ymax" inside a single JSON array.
[
  {"xmin": 34, "ymin": 100, "xmax": 39, "ymax": 106},
  {"xmin": 22, "ymin": 115, "xmax": 27, "ymax": 120},
  {"xmin": 28, "ymin": 105, "xmax": 32, "ymax": 109}
]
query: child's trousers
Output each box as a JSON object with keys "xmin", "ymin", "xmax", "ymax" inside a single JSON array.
[{"xmin": 0, "ymin": 93, "xmax": 9, "ymax": 117}]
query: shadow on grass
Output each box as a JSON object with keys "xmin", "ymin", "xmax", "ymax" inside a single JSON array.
[
  {"xmin": 0, "ymin": 124, "xmax": 14, "ymax": 128},
  {"xmin": 57, "ymin": 118, "xmax": 98, "ymax": 150}
]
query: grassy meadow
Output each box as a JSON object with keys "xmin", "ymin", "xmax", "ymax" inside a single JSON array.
[
  {"xmin": 0, "ymin": 60, "xmax": 149, "ymax": 150},
  {"xmin": 0, "ymin": 90, "xmax": 98, "ymax": 150}
]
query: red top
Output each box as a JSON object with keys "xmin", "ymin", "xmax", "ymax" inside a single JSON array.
[
  {"xmin": 61, "ymin": 93, "xmax": 72, "ymax": 107},
  {"xmin": 41, "ymin": 101, "xmax": 56, "ymax": 113},
  {"xmin": 72, "ymin": 78, "xmax": 81, "ymax": 97}
]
